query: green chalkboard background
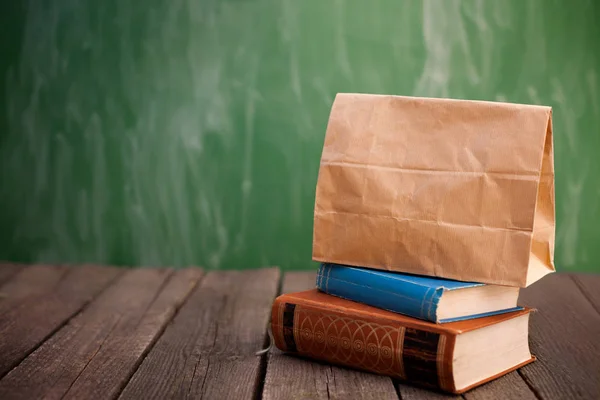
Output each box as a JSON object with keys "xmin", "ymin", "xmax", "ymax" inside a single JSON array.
[{"xmin": 1, "ymin": 0, "xmax": 599, "ymax": 271}]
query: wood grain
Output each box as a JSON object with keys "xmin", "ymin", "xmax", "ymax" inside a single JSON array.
[
  {"xmin": 0, "ymin": 265, "xmax": 597, "ymax": 400},
  {"xmin": 0, "ymin": 263, "xmax": 21, "ymax": 286},
  {"xmin": 396, "ymin": 384, "xmax": 459, "ymax": 400},
  {"xmin": 119, "ymin": 268, "xmax": 280, "ymax": 400},
  {"xmin": 262, "ymin": 271, "xmax": 399, "ymax": 400},
  {"xmin": 62, "ymin": 268, "xmax": 203, "ymax": 400},
  {"xmin": 0, "ymin": 268, "xmax": 202, "ymax": 400},
  {"xmin": 0, "ymin": 265, "xmax": 121, "ymax": 377},
  {"xmin": 0, "ymin": 264, "xmax": 67, "ymax": 315},
  {"xmin": 464, "ymin": 372, "xmax": 537, "ymax": 400},
  {"xmin": 570, "ymin": 273, "xmax": 600, "ymax": 315},
  {"xmin": 518, "ymin": 273, "xmax": 600, "ymax": 400}
]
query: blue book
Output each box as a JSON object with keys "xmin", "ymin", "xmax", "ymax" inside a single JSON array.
[{"xmin": 316, "ymin": 263, "xmax": 522, "ymax": 323}]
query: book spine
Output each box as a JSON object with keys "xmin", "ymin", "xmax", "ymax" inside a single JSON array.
[
  {"xmin": 271, "ymin": 297, "xmax": 456, "ymax": 393},
  {"xmin": 316, "ymin": 264, "xmax": 443, "ymax": 322}
]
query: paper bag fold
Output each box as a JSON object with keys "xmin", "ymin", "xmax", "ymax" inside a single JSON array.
[{"xmin": 313, "ymin": 93, "xmax": 555, "ymax": 287}]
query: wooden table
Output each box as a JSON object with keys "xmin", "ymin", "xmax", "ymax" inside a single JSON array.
[{"xmin": 0, "ymin": 264, "xmax": 598, "ymax": 400}]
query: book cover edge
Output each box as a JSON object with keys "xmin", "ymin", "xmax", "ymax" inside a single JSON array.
[
  {"xmin": 278, "ymin": 290, "xmax": 532, "ymax": 334},
  {"xmin": 316, "ymin": 266, "xmax": 443, "ymax": 322}
]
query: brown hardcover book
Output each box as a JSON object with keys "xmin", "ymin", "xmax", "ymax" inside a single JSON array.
[{"xmin": 272, "ymin": 290, "xmax": 534, "ymax": 394}]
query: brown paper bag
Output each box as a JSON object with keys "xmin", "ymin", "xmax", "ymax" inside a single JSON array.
[{"xmin": 312, "ymin": 94, "xmax": 555, "ymax": 287}]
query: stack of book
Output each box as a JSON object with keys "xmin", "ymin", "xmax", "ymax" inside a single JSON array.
[
  {"xmin": 270, "ymin": 94, "xmax": 556, "ymax": 394},
  {"xmin": 271, "ymin": 263, "xmax": 533, "ymax": 394}
]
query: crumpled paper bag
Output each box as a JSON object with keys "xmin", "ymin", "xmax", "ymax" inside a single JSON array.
[{"xmin": 312, "ymin": 93, "xmax": 555, "ymax": 287}]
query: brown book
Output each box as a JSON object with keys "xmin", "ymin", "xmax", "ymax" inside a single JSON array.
[{"xmin": 272, "ymin": 290, "xmax": 534, "ymax": 394}]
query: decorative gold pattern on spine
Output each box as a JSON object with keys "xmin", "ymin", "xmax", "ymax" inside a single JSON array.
[
  {"xmin": 396, "ymin": 326, "xmax": 406, "ymax": 379},
  {"xmin": 276, "ymin": 302, "xmax": 286, "ymax": 350},
  {"xmin": 436, "ymin": 334, "xmax": 448, "ymax": 390}
]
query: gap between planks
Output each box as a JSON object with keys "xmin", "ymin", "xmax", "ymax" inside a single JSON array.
[
  {"xmin": 569, "ymin": 273, "xmax": 600, "ymax": 316},
  {"xmin": 0, "ymin": 267, "xmax": 204, "ymax": 400},
  {"xmin": 118, "ymin": 267, "xmax": 280, "ymax": 400},
  {"xmin": 255, "ymin": 271, "xmax": 286, "ymax": 400},
  {"xmin": 517, "ymin": 273, "xmax": 600, "ymax": 400},
  {"xmin": 112, "ymin": 268, "xmax": 209, "ymax": 399},
  {"xmin": 0, "ymin": 264, "xmax": 123, "ymax": 378}
]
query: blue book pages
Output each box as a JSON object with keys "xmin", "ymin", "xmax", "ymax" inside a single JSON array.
[{"xmin": 316, "ymin": 263, "xmax": 522, "ymax": 323}]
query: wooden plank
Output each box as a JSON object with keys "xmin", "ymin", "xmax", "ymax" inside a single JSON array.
[
  {"xmin": 0, "ymin": 267, "xmax": 203, "ymax": 400},
  {"xmin": 397, "ymin": 385, "xmax": 459, "ymax": 400},
  {"xmin": 262, "ymin": 271, "xmax": 399, "ymax": 400},
  {"xmin": 570, "ymin": 273, "xmax": 600, "ymax": 314},
  {"xmin": 464, "ymin": 372, "xmax": 537, "ymax": 400},
  {"xmin": 517, "ymin": 273, "xmax": 600, "ymax": 400},
  {"xmin": 119, "ymin": 268, "xmax": 280, "ymax": 400},
  {"xmin": 0, "ymin": 265, "xmax": 121, "ymax": 377},
  {"xmin": 0, "ymin": 263, "xmax": 21, "ymax": 286},
  {"xmin": 62, "ymin": 268, "xmax": 203, "ymax": 399},
  {"xmin": 0, "ymin": 264, "xmax": 67, "ymax": 315},
  {"xmin": 399, "ymin": 370, "xmax": 537, "ymax": 400}
]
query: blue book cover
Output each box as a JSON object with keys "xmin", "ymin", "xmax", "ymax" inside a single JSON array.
[{"xmin": 316, "ymin": 263, "xmax": 522, "ymax": 323}]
